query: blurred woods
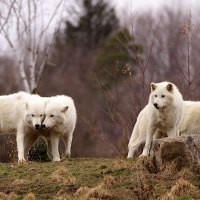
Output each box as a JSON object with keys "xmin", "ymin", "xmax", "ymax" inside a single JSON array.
[{"xmin": 0, "ymin": 0, "xmax": 200, "ymax": 161}]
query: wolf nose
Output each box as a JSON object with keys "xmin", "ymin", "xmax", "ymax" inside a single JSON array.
[
  {"xmin": 35, "ymin": 124, "xmax": 40, "ymax": 129},
  {"xmin": 154, "ymin": 103, "xmax": 159, "ymax": 109},
  {"xmin": 42, "ymin": 124, "xmax": 46, "ymax": 129}
]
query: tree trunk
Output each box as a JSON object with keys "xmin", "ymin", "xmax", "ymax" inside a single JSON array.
[{"xmin": 18, "ymin": 52, "xmax": 30, "ymax": 93}]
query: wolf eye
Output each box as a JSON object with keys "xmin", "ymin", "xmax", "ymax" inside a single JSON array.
[
  {"xmin": 40, "ymin": 114, "xmax": 43, "ymax": 117},
  {"xmin": 50, "ymin": 115, "xmax": 54, "ymax": 118},
  {"xmin": 161, "ymin": 95, "xmax": 165, "ymax": 98},
  {"xmin": 155, "ymin": 95, "xmax": 157, "ymax": 97},
  {"xmin": 31, "ymin": 114, "xmax": 34, "ymax": 117}
]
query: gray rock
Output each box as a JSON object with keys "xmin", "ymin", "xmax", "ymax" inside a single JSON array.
[{"xmin": 151, "ymin": 135, "xmax": 200, "ymax": 172}]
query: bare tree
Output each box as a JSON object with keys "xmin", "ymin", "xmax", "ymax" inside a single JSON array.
[{"xmin": 0, "ymin": 0, "xmax": 65, "ymax": 93}]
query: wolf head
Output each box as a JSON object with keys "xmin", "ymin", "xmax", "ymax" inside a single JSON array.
[
  {"xmin": 150, "ymin": 82, "xmax": 175, "ymax": 110},
  {"xmin": 42, "ymin": 101, "xmax": 68, "ymax": 129},
  {"xmin": 24, "ymin": 95, "xmax": 46, "ymax": 130}
]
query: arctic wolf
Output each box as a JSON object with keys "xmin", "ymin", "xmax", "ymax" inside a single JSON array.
[
  {"xmin": 42, "ymin": 95, "xmax": 77, "ymax": 161},
  {"xmin": 127, "ymin": 100, "xmax": 200, "ymax": 157},
  {"xmin": 0, "ymin": 91, "xmax": 33, "ymax": 161},
  {"xmin": 23, "ymin": 95, "xmax": 47, "ymax": 159},
  {"xmin": 128, "ymin": 81, "xmax": 184, "ymax": 157}
]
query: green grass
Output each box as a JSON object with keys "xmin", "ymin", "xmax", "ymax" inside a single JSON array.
[
  {"xmin": 177, "ymin": 197, "xmax": 195, "ymax": 200},
  {"xmin": 0, "ymin": 158, "xmax": 199, "ymax": 200},
  {"xmin": 194, "ymin": 175, "xmax": 200, "ymax": 189}
]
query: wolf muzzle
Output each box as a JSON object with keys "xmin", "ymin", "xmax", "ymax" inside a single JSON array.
[{"xmin": 153, "ymin": 103, "xmax": 159, "ymax": 109}]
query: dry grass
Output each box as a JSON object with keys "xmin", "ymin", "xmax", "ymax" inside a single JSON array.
[
  {"xmin": 74, "ymin": 184, "xmax": 112, "ymax": 200},
  {"xmin": 131, "ymin": 156, "xmax": 158, "ymax": 174},
  {"xmin": 177, "ymin": 168, "xmax": 194, "ymax": 179},
  {"xmin": 161, "ymin": 178, "xmax": 199, "ymax": 200},
  {"xmin": 131, "ymin": 157, "xmax": 161, "ymax": 200},
  {"xmin": 0, "ymin": 192, "xmax": 7, "ymax": 200},
  {"xmin": 113, "ymin": 159, "xmax": 130, "ymax": 170},
  {"xmin": 103, "ymin": 175, "xmax": 115, "ymax": 188},
  {"xmin": 11, "ymin": 178, "xmax": 28, "ymax": 186},
  {"xmin": 50, "ymin": 167, "xmax": 76, "ymax": 185},
  {"xmin": 74, "ymin": 175, "xmax": 115, "ymax": 200},
  {"xmin": 23, "ymin": 193, "xmax": 36, "ymax": 200},
  {"xmin": 0, "ymin": 159, "xmax": 198, "ymax": 199},
  {"xmin": 131, "ymin": 169, "xmax": 155, "ymax": 200},
  {"xmin": 161, "ymin": 161, "xmax": 178, "ymax": 177},
  {"xmin": 53, "ymin": 194, "xmax": 71, "ymax": 200},
  {"xmin": 0, "ymin": 192, "xmax": 18, "ymax": 200}
]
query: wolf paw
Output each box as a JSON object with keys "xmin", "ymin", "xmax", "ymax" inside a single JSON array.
[
  {"xmin": 61, "ymin": 153, "xmax": 71, "ymax": 161},
  {"xmin": 53, "ymin": 158, "xmax": 61, "ymax": 162},
  {"xmin": 18, "ymin": 159, "xmax": 28, "ymax": 164},
  {"xmin": 139, "ymin": 154, "xmax": 148, "ymax": 157},
  {"xmin": 127, "ymin": 155, "xmax": 133, "ymax": 159}
]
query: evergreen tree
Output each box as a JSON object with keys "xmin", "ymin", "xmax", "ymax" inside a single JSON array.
[
  {"xmin": 63, "ymin": 0, "xmax": 143, "ymax": 90},
  {"xmin": 65, "ymin": 0, "xmax": 119, "ymax": 49},
  {"xmin": 96, "ymin": 28, "xmax": 143, "ymax": 89}
]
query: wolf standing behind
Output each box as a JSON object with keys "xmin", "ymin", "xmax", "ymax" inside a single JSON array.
[
  {"xmin": 128, "ymin": 81, "xmax": 184, "ymax": 157},
  {"xmin": 42, "ymin": 95, "xmax": 77, "ymax": 161}
]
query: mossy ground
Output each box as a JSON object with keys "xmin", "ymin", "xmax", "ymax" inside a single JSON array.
[{"xmin": 0, "ymin": 158, "xmax": 199, "ymax": 200}]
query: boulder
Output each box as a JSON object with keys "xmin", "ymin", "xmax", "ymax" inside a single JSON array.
[{"xmin": 151, "ymin": 135, "xmax": 200, "ymax": 172}]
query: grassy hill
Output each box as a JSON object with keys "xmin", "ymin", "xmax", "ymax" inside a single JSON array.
[{"xmin": 0, "ymin": 158, "xmax": 199, "ymax": 200}]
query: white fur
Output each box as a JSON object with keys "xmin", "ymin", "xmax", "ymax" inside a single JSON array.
[
  {"xmin": 127, "ymin": 81, "xmax": 184, "ymax": 157},
  {"xmin": 127, "ymin": 105, "xmax": 148, "ymax": 158},
  {"xmin": 24, "ymin": 95, "xmax": 46, "ymax": 129},
  {"xmin": 42, "ymin": 95, "xmax": 77, "ymax": 161},
  {"xmin": 179, "ymin": 101, "xmax": 200, "ymax": 135},
  {"xmin": 0, "ymin": 91, "xmax": 37, "ymax": 161},
  {"xmin": 23, "ymin": 95, "xmax": 47, "ymax": 160}
]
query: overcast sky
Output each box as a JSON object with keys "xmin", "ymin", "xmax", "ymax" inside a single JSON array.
[
  {"xmin": 112, "ymin": 0, "xmax": 200, "ymax": 15},
  {"xmin": 1, "ymin": 0, "xmax": 200, "ymax": 54}
]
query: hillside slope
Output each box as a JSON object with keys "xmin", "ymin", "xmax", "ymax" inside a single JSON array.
[{"xmin": 0, "ymin": 158, "xmax": 199, "ymax": 200}]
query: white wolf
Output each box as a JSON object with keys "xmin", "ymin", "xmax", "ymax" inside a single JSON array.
[
  {"xmin": 23, "ymin": 95, "xmax": 47, "ymax": 160},
  {"xmin": 127, "ymin": 100, "xmax": 200, "ymax": 157},
  {"xmin": 42, "ymin": 95, "xmax": 77, "ymax": 161},
  {"xmin": 0, "ymin": 91, "xmax": 42, "ymax": 162},
  {"xmin": 127, "ymin": 81, "xmax": 184, "ymax": 157}
]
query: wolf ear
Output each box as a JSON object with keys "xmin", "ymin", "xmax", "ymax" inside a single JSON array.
[
  {"xmin": 166, "ymin": 83, "xmax": 173, "ymax": 92},
  {"xmin": 150, "ymin": 83, "xmax": 156, "ymax": 91},
  {"xmin": 61, "ymin": 106, "xmax": 69, "ymax": 113}
]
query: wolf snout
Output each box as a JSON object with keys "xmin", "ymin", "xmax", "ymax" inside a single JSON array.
[
  {"xmin": 153, "ymin": 103, "xmax": 159, "ymax": 109},
  {"xmin": 42, "ymin": 124, "xmax": 47, "ymax": 129},
  {"xmin": 34, "ymin": 124, "xmax": 40, "ymax": 129}
]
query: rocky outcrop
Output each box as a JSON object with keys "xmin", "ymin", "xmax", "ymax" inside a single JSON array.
[{"xmin": 151, "ymin": 135, "xmax": 200, "ymax": 172}]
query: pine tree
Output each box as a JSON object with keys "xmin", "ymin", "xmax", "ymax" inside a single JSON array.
[
  {"xmin": 96, "ymin": 28, "xmax": 143, "ymax": 89},
  {"xmin": 65, "ymin": 0, "xmax": 119, "ymax": 49}
]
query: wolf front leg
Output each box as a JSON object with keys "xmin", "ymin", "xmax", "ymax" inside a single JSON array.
[
  {"xmin": 50, "ymin": 133, "xmax": 61, "ymax": 162},
  {"xmin": 62, "ymin": 132, "xmax": 73, "ymax": 158},
  {"xmin": 127, "ymin": 137, "xmax": 146, "ymax": 158},
  {"xmin": 167, "ymin": 126, "xmax": 178, "ymax": 138},
  {"xmin": 140, "ymin": 126, "xmax": 156, "ymax": 156},
  {"xmin": 16, "ymin": 129, "xmax": 26, "ymax": 162},
  {"xmin": 46, "ymin": 139, "xmax": 53, "ymax": 160}
]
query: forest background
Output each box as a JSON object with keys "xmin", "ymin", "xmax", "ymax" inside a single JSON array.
[{"xmin": 0, "ymin": 0, "xmax": 199, "ymax": 161}]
